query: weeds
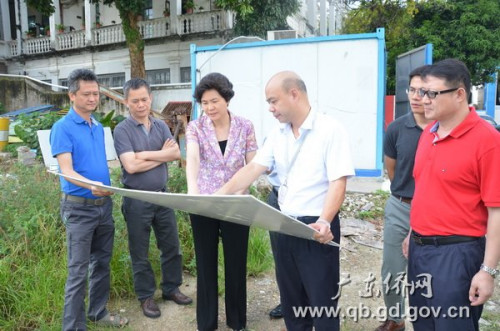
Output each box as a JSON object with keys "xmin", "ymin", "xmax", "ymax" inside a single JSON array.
[
  {"xmin": 355, "ymin": 190, "xmax": 389, "ymax": 221},
  {"xmin": 0, "ymin": 163, "xmax": 273, "ymax": 329}
]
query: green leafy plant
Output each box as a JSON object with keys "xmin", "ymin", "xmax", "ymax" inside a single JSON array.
[
  {"xmin": 184, "ymin": 0, "xmax": 195, "ymax": 12},
  {"xmin": 93, "ymin": 110, "xmax": 126, "ymax": 130},
  {"xmin": 13, "ymin": 112, "xmax": 62, "ymax": 152},
  {"xmin": 0, "ymin": 102, "xmax": 5, "ymax": 115},
  {"xmin": 55, "ymin": 23, "xmax": 65, "ymax": 32}
]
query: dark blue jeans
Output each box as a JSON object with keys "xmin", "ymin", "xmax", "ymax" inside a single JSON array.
[
  {"xmin": 122, "ymin": 197, "xmax": 183, "ymax": 301},
  {"xmin": 60, "ymin": 197, "xmax": 114, "ymax": 331}
]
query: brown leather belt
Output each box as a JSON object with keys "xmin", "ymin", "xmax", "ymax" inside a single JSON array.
[
  {"xmin": 392, "ymin": 194, "xmax": 412, "ymax": 204},
  {"xmin": 62, "ymin": 193, "xmax": 108, "ymax": 206}
]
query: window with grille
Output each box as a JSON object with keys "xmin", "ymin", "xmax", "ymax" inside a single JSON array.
[
  {"xmin": 97, "ymin": 73, "xmax": 126, "ymax": 88},
  {"xmin": 180, "ymin": 67, "xmax": 191, "ymax": 83},
  {"xmin": 146, "ymin": 69, "xmax": 171, "ymax": 85}
]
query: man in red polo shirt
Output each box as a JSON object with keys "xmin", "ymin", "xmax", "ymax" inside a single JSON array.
[{"xmin": 407, "ymin": 59, "xmax": 500, "ymax": 331}]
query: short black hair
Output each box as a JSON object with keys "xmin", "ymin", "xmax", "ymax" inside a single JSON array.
[
  {"xmin": 123, "ymin": 78, "xmax": 151, "ymax": 99},
  {"xmin": 421, "ymin": 59, "xmax": 471, "ymax": 99},
  {"xmin": 409, "ymin": 65, "xmax": 428, "ymax": 82},
  {"xmin": 67, "ymin": 69, "xmax": 98, "ymax": 94},
  {"xmin": 194, "ymin": 72, "xmax": 234, "ymax": 103}
]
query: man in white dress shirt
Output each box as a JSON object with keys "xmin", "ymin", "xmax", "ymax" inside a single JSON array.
[{"xmin": 217, "ymin": 71, "xmax": 354, "ymax": 331}]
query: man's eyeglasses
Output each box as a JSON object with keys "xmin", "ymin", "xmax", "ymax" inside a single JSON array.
[
  {"xmin": 417, "ymin": 87, "xmax": 459, "ymax": 99},
  {"xmin": 405, "ymin": 87, "xmax": 420, "ymax": 95}
]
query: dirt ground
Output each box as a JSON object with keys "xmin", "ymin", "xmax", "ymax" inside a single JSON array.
[
  {"xmin": 109, "ymin": 239, "xmax": 500, "ymax": 331},
  {"xmin": 107, "ymin": 189, "xmax": 500, "ymax": 331},
  {"xmin": 109, "ymin": 241, "xmax": 382, "ymax": 331}
]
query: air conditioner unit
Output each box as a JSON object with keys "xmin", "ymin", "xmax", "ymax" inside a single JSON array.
[{"xmin": 267, "ymin": 30, "xmax": 298, "ymax": 41}]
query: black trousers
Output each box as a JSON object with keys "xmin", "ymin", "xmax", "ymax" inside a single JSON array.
[
  {"xmin": 408, "ymin": 236, "xmax": 485, "ymax": 331},
  {"xmin": 190, "ymin": 214, "xmax": 249, "ymax": 331},
  {"xmin": 122, "ymin": 197, "xmax": 183, "ymax": 301},
  {"xmin": 275, "ymin": 214, "xmax": 341, "ymax": 331},
  {"xmin": 267, "ymin": 188, "xmax": 281, "ymax": 292}
]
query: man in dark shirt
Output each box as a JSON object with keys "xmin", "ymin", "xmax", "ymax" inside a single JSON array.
[
  {"xmin": 113, "ymin": 78, "xmax": 192, "ymax": 319},
  {"xmin": 375, "ymin": 66, "xmax": 431, "ymax": 331}
]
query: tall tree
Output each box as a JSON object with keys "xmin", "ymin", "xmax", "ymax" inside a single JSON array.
[
  {"xmin": 342, "ymin": 0, "xmax": 500, "ymax": 93},
  {"xmin": 106, "ymin": 0, "xmax": 146, "ymax": 78},
  {"xmin": 410, "ymin": 0, "xmax": 500, "ymax": 86},
  {"xmin": 216, "ymin": 0, "xmax": 300, "ymax": 38},
  {"xmin": 341, "ymin": 0, "xmax": 418, "ymax": 93}
]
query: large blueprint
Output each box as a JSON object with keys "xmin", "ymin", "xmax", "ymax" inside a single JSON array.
[{"xmin": 53, "ymin": 172, "xmax": 339, "ymax": 247}]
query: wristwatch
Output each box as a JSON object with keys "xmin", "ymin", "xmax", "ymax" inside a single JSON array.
[{"xmin": 480, "ymin": 264, "xmax": 499, "ymax": 278}]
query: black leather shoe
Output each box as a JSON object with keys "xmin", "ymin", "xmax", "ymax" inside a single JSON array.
[
  {"xmin": 375, "ymin": 320, "xmax": 405, "ymax": 331},
  {"xmin": 140, "ymin": 297, "xmax": 161, "ymax": 318},
  {"xmin": 162, "ymin": 290, "xmax": 193, "ymax": 305},
  {"xmin": 269, "ymin": 303, "xmax": 283, "ymax": 319}
]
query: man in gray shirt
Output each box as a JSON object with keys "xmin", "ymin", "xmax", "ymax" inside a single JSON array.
[{"xmin": 113, "ymin": 78, "xmax": 192, "ymax": 319}]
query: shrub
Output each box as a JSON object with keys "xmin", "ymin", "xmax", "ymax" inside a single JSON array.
[
  {"xmin": 13, "ymin": 112, "xmax": 62, "ymax": 153},
  {"xmin": 93, "ymin": 110, "xmax": 126, "ymax": 131}
]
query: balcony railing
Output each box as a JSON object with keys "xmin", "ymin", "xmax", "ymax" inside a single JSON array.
[
  {"xmin": 7, "ymin": 11, "xmax": 231, "ymax": 57},
  {"xmin": 58, "ymin": 30, "xmax": 86, "ymax": 50},
  {"xmin": 24, "ymin": 36, "xmax": 52, "ymax": 54}
]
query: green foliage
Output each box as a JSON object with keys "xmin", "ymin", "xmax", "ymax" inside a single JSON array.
[
  {"xmin": 410, "ymin": 0, "xmax": 500, "ymax": 86},
  {"xmin": 93, "ymin": 110, "xmax": 126, "ymax": 130},
  {"xmin": 221, "ymin": 0, "xmax": 300, "ymax": 38},
  {"xmin": 0, "ymin": 161, "xmax": 273, "ymax": 328},
  {"xmin": 184, "ymin": 0, "xmax": 195, "ymax": 10},
  {"xmin": 0, "ymin": 102, "xmax": 5, "ymax": 115},
  {"xmin": 13, "ymin": 112, "xmax": 62, "ymax": 152},
  {"xmin": 342, "ymin": 0, "xmax": 500, "ymax": 93},
  {"xmin": 0, "ymin": 164, "xmax": 66, "ymax": 329},
  {"xmin": 480, "ymin": 310, "xmax": 500, "ymax": 331},
  {"xmin": 216, "ymin": 0, "xmax": 254, "ymax": 17},
  {"xmin": 342, "ymin": 0, "xmax": 418, "ymax": 93},
  {"xmin": 25, "ymin": 0, "xmax": 55, "ymax": 16},
  {"xmin": 247, "ymin": 227, "xmax": 274, "ymax": 275},
  {"xmin": 2, "ymin": 143, "xmax": 23, "ymax": 157}
]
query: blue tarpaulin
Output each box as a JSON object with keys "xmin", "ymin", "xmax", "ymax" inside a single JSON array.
[{"xmin": 1, "ymin": 105, "xmax": 58, "ymax": 118}]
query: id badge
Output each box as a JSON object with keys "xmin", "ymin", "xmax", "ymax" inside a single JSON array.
[{"xmin": 278, "ymin": 184, "xmax": 288, "ymax": 206}]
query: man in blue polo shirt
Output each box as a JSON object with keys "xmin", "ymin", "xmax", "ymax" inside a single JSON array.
[{"xmin": 50, "ymin": 69, "xmax": 128, "ymax": 330}]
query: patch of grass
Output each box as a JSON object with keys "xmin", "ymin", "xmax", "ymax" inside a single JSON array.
[
  {"xmin": 247, "ymin": 227, "xmax": 274, "ymax": 275},
  {"xmin": 0, "ymin": 163, "xmax": 273, "ymax": 329},
  {"xmin": 2, "ymin": 143, "xmax": 24, "ymax": 158},
  {"xmin": 356, "ymin": 190, "xmax": 389, "ymax": 221},
  {"xmin": 0, "ymin": 164, "xmax": 66, "ymax": 330},
  {"xmin": 480, "ymin": 310, "xmax": 500, "ymax": 330}
]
